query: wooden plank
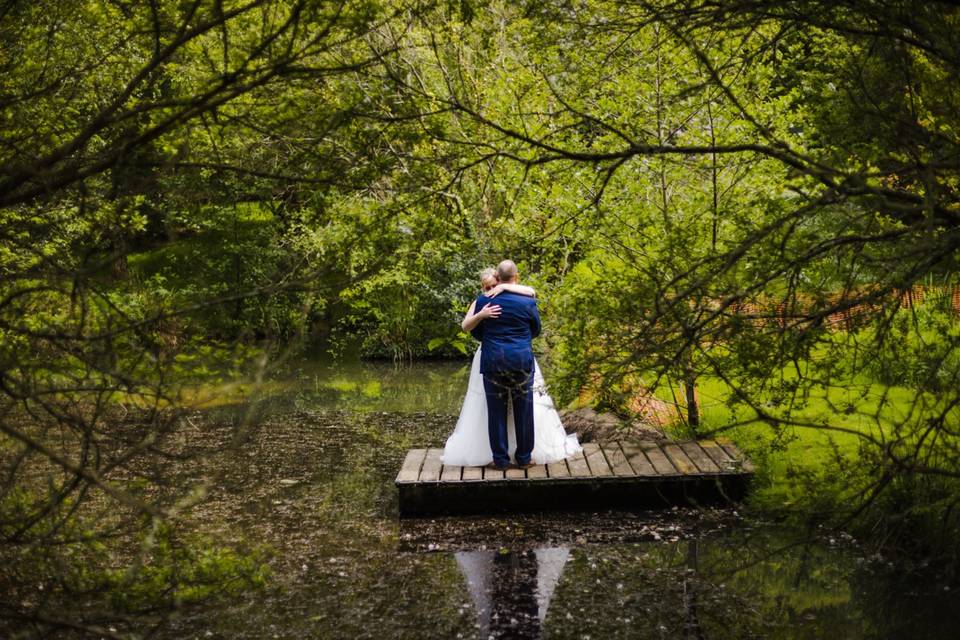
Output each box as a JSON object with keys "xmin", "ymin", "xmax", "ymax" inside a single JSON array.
[
  {"xmin": 546, "ymin": 459, "xmax": 570, "ymax": 478},
  {"xmin": 680, "ymin": 441, "xmax": 721, "ymax": 473},
  {"xmin": 526, "ymin": 464, "xmax": 548, "ymax": 479},
  {"xmin": 716, "ymin": 438, "xmax": 756, "ymax": 472},
  {"xmin": 699, "ymin": 439, "xmax": 737, "ymax": 472},
  {"xmin": 461, "ymin": 465, "xmax": 483, "ymax": 481},
  {"xmin": 638, "ymin": 441, "xmax": 680, "ymax": 475},
  {"xmin": 661, "ymin": 443, "xmax": 698, "ymax": 475},
  {"xmin": 440, "ymin": 464, "xmax": 462, "ymax": 482},
  {"xmin": 483, "ymin": 465, "xmax": 505, "ymax": 480},
  {"xmin": 582, "ymin": 443, "xmax": 614, "ymax": 477},
  {"xmin": 505, "ymin": 467, "xmax": 526, "ymax": 480},
  {"xmin": 566, "ymin": 450, "xmax": 592, "ymax": 478},
  {"xmin": 620, "ymin": 442, "xmax": 657, "ymax": 476},
  {"xmin": 603, "ymin": 442, "xmax": 636, "ymax": 476},
  {"xmin": 419, "ymin": 449, "xmax": 444, "ymax": 482},
  {"xmin": 396, "ymin": 449, "xmax": 427, "ymax": 483}
]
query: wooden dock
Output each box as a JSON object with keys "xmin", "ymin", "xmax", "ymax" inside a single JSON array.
[{"xmin": 396, "ymin": 439, "xmax": 755, "ymax": 516}]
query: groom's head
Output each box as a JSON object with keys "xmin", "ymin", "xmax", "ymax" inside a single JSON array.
[{"xmin": 496, "ymin": 259, "xmax": 518, "ymax": 284}]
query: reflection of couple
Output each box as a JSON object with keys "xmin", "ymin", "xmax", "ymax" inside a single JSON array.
[
  {"xmin": 455, "ymin": 546, "xmax": 570, "ymax": 639},
  {"xmin": 442, "ymin": 260, "xmax": 581, "ymax": 470}
]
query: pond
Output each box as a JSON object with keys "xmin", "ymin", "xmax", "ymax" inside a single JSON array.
[{"xmin": 158, "ymin": 356, "xmax": 959, "ymax": 639}]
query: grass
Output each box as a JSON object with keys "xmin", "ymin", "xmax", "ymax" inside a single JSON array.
[{"xmin": 648, "ymin": 363, "xmax": 953, "ymax": 517}]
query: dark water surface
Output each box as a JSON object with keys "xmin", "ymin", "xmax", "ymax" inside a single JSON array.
[{"xmin": 164, "ymin": 358, "xmax": 959, "ymax": 639}]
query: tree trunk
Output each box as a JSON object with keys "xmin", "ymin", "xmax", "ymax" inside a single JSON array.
[{"xmin": 683, "ymin": 370, "xmax": 700, "ymax": 432}]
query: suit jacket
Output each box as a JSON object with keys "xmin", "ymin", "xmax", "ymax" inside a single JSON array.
[{"xmin": 470, "ymin": 291, "xmax": 541, "ymax": 374}]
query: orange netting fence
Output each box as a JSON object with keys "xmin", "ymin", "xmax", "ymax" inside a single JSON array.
[{"xmin": 719, "ymin": 284, "xmax": 960, "ymax": 331}]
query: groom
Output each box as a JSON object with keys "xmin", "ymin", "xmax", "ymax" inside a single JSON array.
[{"xmin": 470, "ymin": 260, "xmax": 541, "ymax": 471}]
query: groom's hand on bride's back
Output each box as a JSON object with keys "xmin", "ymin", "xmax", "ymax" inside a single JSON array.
[{"xmin": 529, "ymin": 298, "xmax": 541, "ymax": 338}]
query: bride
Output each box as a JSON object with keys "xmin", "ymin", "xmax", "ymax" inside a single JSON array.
[{"xmin": 442, "ymin": 269, "xmax": 581, "ymax": 466}]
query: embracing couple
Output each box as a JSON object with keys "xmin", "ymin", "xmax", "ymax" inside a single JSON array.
[{"xmin": 442, "ymin": 260, "xmax": 581, "ymax": 471}]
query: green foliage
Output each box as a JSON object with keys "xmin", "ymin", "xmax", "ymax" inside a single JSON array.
[
  {"xmin": 126, "ymin": 203, "xmax": 310, "ymax": 339},
  {"xmin": 860, "ymin": 291, "xmax": 960, "ymax": 392},
  {"xmin": 335, "ymin": 243, "xmax": 486, "ymax": 360},
  {"xmin": 6, "ymin": 0, "xmax": 960, "ymax": 629},
  {"xmin": 0, "ymin": 485, "xmax": 269, "ymax": 621},
  {"xmin": 106, "ymin": 522, "xmax": 270, "ymax": 610}
]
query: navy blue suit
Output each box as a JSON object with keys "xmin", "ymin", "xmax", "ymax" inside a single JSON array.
[{"xmin": 470, "ymin": 291, "xmax": 541, "ymax": 466}]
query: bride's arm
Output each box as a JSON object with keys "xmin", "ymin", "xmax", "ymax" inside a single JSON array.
[
  {"xmin": 487, "ymin": 282, "xmax": 536, "ymax": 298},
  {"xmin": 461, "ymin": 299, "xmax": 501, "ymax": 332},
  {"xmin": 460, "ymin": 300, "xmax": 477, "ymax": 332}
]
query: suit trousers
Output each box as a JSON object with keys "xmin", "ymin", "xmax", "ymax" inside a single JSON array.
[{"xmin": 483, "ymin": 369, "xmax": 535, "ymax": 467}]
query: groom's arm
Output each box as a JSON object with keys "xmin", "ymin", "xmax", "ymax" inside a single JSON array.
[
  {"xmin": 529, "ymin": 301, "xmax": 542, "ymax": 338},
  {"xmin": 468, "ymin": 296, "xmax": 487, "ymax": 340}
]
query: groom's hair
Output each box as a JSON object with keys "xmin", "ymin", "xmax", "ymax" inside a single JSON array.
[{"xmin": 496, "ymin": 259, "xmax": 518, "ymax": 282}]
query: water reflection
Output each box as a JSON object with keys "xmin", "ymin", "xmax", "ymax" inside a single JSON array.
[
  {"xmin": 455, "ymin": 546, "xmax": 570, "ymax": 639},
  {"xmin": 264, "ymin": 355, "xmax": 471, "ymax": 414}
]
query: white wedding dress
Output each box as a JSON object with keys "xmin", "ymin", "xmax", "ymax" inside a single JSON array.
[{"xmin": 442, "ymin": 348, "xmax": 581, "ymax": 466}]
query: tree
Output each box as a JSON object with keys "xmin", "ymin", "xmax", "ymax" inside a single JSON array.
[
  {"xmin": 386, "ymin": 0, "xmax": 960, "ymax": 551},
  {"xmin": 0, "ymin": 1, "xmax": 448, "ymax": 634}
]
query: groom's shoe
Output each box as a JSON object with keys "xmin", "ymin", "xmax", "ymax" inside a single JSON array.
[
  {"xmin": 485, "ymin": 462, "xmax": 509, "ymax": 471},
  {"xmin": 513, "ymin": 461, "xmax": 535, "ymax": 470}
]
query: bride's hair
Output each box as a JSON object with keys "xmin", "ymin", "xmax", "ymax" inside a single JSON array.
[{"xmin": 479, "ymin": 267, "xmax": 497, "ymax": 282}]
